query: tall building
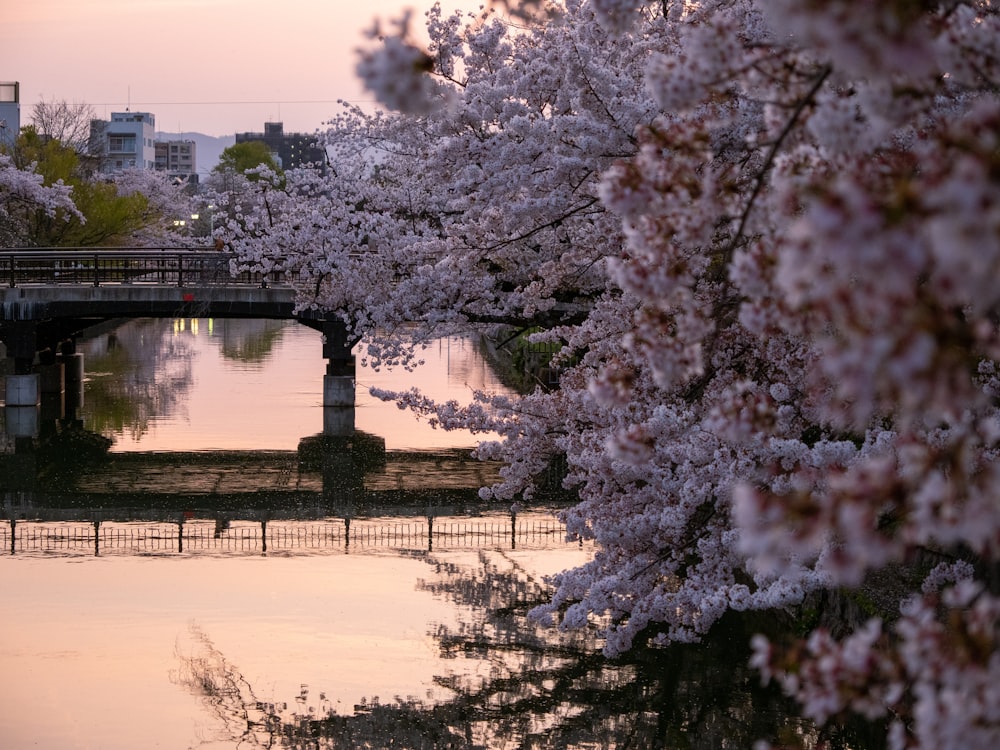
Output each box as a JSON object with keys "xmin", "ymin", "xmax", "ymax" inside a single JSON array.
[
  {"xmin": 89, "ymin": 111, "xmax": 157, "ymax": 172},
  {"xmin": 0, "ymin": 81, "xmax": 19, "ymax": 150},
  {"xmin": 235, "ymin": 121, "xmax": 326, "ymax": 171},
  {"xmin": 155, "ymin": 139, "xmax": 198, "ymax": 185}
]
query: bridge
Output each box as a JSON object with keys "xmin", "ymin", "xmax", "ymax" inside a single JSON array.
[
  {"xmin": 1, "ymin": 436, "xmax": 579, "ymax": 556},
  {"xmin": 0, "ymin": 247, "xmax": 358, "ymax": 436},
  {"xmin": 1, "ymin": 246, "xmax": 297, "ymax": 320}
]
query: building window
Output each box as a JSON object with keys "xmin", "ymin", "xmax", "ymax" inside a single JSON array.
[{"xmin": 108, "ymin": 134, "xmax": 136, "ymax": 153}]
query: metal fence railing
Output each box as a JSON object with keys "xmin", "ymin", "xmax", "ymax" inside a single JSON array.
[
  {"xmin": 1, "ymin": 248, "xmax": 284, "ymax": 288},
  {"xmin": 0, "ymin": 517, "xmax": 583, "ymax": 557}
]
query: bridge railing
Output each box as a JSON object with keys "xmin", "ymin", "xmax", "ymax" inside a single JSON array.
[
  {"xmin": 1, "ymin": 248, "xmax": 285, "ymax": 288},
  {"xmin": 0, "ymin": 516, "xmax": 582, "ymax": 556}
]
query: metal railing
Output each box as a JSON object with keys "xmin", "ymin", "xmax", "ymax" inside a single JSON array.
[
  {"xmin": 1, "ymin": 247, "xmax": 285, "ymax": 289},
  {"xmin": 0, "ymin": 517, "xmax": 582, "ymax": 556}
]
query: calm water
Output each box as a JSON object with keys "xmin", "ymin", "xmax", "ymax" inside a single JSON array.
[
  {"xmin": 0, "ymin": 319, "xmax": 879, "ymax": 749},
  {"xmin": 75, "ymin": 317, "xmax": 507, "ymax": 452}
]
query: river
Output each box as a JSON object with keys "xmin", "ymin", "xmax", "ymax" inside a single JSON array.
[{"xmin": 0, "ymin": 318, "xmax": 881, "ymax": 749}]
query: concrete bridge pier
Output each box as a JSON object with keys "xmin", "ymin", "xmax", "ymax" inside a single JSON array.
[
  {"xmin": 37, "ymin": 348, "xmax": 65, "ymax": 424},
  {"xmin": 321, "ymin": 319, "xmax": 356, "ymax": 437},
  {"xmin": 3, "ymin": 321, "xmax": 40, "ymax": 409},
  {"xmin": 57, "ymin": 341, "xmax": 85, "ymax": 417},
  {"xmin": 2, "ymin": 322, "xmax": 40, "ymax": 437}
]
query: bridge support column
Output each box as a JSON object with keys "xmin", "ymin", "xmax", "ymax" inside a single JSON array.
[
  {"xmin": 322, "ymin": 318, "xmax": 356, "ymax": 437},
  {"xmin": 5, "ymin": 375, "xmax": 40, "ymax": 407},
  {"xmin": 2, "ymin": 404, "xmax": 38, "ymax": 438},
  {"xmin": 323, "ymin": 373, "xmax": 355, "ymax": 407},
  {"xmin": 57, "ymin": 342, "xmax": 85, "ymax": 416},
  {"xmin": 3, "ymin": 321, "xmax": 40, "ymax": 413},
  {"xmin": 5, "ymin": 374, "xmax": 41, "ymax": 437},
  {"xmin": 323, "ymin": 397, "xmax": 355, "ymax": 436},
  {"xmin": 37, "ymin": 362, "xmax": 64, "ymax": 397},
  {"xmin": 1, "ymin": 321, "xmax": 37, "ymax": 375},
  {"xmin": 37, "ymin": 348, "xmax": 65, "ymax": 424}
]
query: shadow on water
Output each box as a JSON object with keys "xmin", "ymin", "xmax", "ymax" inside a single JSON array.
[{"xmin": 173, "ymin": 550, "xmax": 887, "ymax": 750}]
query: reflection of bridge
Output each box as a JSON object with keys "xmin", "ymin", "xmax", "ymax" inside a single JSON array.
[
  {"xmin": 1, "ymin": 432, "xmax": 512, "ymax": 507},
  {"xmin": 1, "ymin": 437, "xmax": 579, "ymax": 557},
  {"xmin": 68, "ymin": 447, "xmax": 502, "ymax": 498},
  {"xmin": 1, "ymin": 248, "xmax": 358, "ymax": 437},
  {"xmin": 0, "ymin": 513, "xmax": 580, "ymax": 557}
]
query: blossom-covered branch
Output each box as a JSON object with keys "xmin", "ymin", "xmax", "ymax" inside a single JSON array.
[{"xmin": 221, "ymin": 2, "xmax": 1000, "ymax": 746}]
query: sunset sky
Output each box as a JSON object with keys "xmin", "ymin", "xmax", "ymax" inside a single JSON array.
[{"xmin": 2, "ymin": 0, "xmax": 474, "ymax": 137}]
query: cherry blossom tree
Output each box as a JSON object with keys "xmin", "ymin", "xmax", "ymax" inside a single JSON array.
[
  {"xmin": 0, "ymin": 153, "xmax": 81, "ymax": 246},
  {"xmin": 222, "ymin": 2, "xmax": 1000, "ymax": 747},
  {"xmin": 2, "ymin": 131, "xmax": 195, "ymax": 247},
  {"xmin": 109, "ymin": 167, "xmax": 200, "ymax": 245}
]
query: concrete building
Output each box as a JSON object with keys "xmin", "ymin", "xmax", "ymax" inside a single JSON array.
[
  {"xmin": 235, "ymin": 121, "xmax": 326, "ymax": 171},
  {"xmin": 155, "ymin": 139, "xmax": 198, "ymax": 185},
  {"xmin": 0, "ymin": 81, "xmax": 19, "ymax": 151},
  {"xmin": 89, "ymin": 111, "xmax": 157, "ymax": 172}
]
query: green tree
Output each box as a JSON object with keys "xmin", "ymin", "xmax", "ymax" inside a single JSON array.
[
  {"xmin": 214, "ymin": 141, "xmax": 282, "ymax": 180},
  {"xmin": 13, "ymin": 126, "xmax": 151, "ymax": 246},
  {"xmin": 208, "ymin": 141, "xmax": 285, "ymax": 237}
]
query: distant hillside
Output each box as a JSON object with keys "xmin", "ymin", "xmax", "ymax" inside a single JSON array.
[{"xmin": 155, "ymin": 131, "xmax": 235, "ymax": 178}]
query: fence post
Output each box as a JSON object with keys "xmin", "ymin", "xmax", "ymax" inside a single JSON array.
[{"xmin": 93, "ymin": 253, "xmax": 100, "ymax": 287}]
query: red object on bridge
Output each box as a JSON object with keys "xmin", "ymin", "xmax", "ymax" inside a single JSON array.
[{"xmin": 182, "ymin": 293, "xmax": 195, "ymax": 302}]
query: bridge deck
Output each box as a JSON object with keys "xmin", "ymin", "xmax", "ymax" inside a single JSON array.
[
  {"xmin": 0, "ymin": 248, "xmax": 306, "ymax": 324},
  {"xmin": 2, "ymin": 247, "xmax": 270, "ymax": 288}
]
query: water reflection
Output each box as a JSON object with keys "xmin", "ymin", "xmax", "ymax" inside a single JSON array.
[
  {"xmin": 215, "ymin": 318, "xmax": 286, "ymax": 365},
  {"xmin": 0, "ymin": 318, "xmax": 885, "ymax": 750},
  {"xmin": 81, "ymin": 318, "xmax": 197, "ymax": 443},
  {"xmin": 174, "ymin": 549, "xmax": 883, "ymax": 750},
  {"xmin": 0, "ymin": 425, "xmax": 525, "ymax": 523},
  {"xmin": 73, "ymin": 318, "xmax": 511, "ymax": 452}
]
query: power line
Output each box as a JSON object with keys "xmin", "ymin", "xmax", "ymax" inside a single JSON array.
[{"xmin": 81, "ymin": 99, "xmax": 376, "ymax": 107}]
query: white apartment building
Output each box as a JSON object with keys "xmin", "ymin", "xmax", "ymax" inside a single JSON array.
[{"xmin": 90, "ymin": 111, "xmax": 157, "ymax": 172}]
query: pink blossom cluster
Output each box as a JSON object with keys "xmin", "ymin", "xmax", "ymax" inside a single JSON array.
[
  {"xmin": 0, "ymin": 153, "xmax": 81, "ymax": 244},
  {"xmin": 753, "ymin": 579, "xmax": 1000, "ymax": 749},
  {"xmin": 219, "ymin": 1, "xmax": 1000, "ymax": 746},
  {"xmin": 356, "ymin": 10, "xmax": 452, "ymax": 116}
]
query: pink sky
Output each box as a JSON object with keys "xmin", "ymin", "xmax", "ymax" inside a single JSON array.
[{"xmin": 2, "ymin": 0, "xmax": 474, "ymax": 137}]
